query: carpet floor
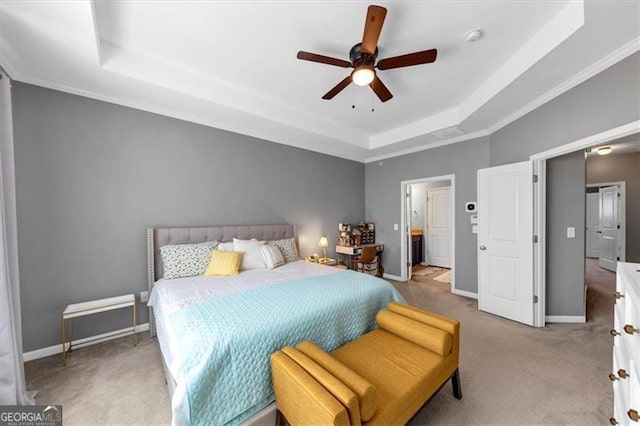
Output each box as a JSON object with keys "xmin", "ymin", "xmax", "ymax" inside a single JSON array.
[{"xmin": 25, "ymin": 258, "xmax": 614, "ymax": 424}]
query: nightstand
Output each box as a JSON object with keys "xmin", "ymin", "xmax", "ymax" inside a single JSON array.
[{"xmin": 61, "ymin": 294, "xmax": 137, "ymax": 365}]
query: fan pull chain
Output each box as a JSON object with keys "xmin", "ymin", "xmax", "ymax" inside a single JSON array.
[
  {"xmin": 352, "ymin": 85, "xmax": 356, "ymax": 109},
  {"xmin": 371, "ymin": 90, "xmax": 375, "ymax": 112}
]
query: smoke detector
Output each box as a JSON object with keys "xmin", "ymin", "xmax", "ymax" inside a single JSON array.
[{"xmin": 465, "ymin": 29, "xmax": 482, "ymax": 43}]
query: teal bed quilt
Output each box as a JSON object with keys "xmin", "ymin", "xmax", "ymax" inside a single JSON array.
[{"xmin": 168, "ymin": 269, "xmax": 404, "ymax": 425}]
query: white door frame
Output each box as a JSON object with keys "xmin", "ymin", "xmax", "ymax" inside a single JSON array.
[
  {"xmin": 530, "ymin": 120, "xmax": 638, "ymax": 327},
  {"xmin": 400, "ymin": 174, "xmax": 456, "ymax": 293},
  {"xmin": 587, "ymin": 182, "xmax": 626, "ymax": 264}
]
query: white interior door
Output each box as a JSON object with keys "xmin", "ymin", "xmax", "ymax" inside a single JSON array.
[
  {"xmin": 585, "ymin": 192, "xmax": 600, "ymax": 258},
  {"xmin": 405, "ymin": 184, "xmax": 413, "ymax": 280},
  {"xmin": 478, "ymin": 161, "xmax": 534, "ymax": 326},
  {"xmin": 598, "ymin": 185, "xmax": 619, "ymax": 271},
  {"xmin": 426, "ymin": 188, "xmax": 451, "ymax": 268}
]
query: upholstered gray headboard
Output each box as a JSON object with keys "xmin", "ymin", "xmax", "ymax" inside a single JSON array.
[{"xmin": 146, "ymin": 224, "xmax": 296, "ymax": 337}]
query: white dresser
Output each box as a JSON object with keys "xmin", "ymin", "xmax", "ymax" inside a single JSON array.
[{"xmin": 612, "ymin": 262, "xmax": 640, "ymax": 425}]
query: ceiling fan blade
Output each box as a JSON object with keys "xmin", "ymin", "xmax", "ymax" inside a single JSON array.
[
  {"xmin": 322, "ymin": 76, "xmax": 353, "ymax": 100},
  {"xmin": 361, "ymin": 5, "xmax": 387, "ymax": 55},
  {"xmin": 369, "ymin": 75, "xmax": 393, "ymax": 102},
  {"xmin": 377, "ymin": 49, "xmax": 438, "ymax": 70},
  {"xmin": 297, "ymin": 51, "xmax": 352, "ymax": 68}
]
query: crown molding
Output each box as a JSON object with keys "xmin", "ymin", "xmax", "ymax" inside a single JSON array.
[
  {"xmin": 486, "ymin": 36, "xmax": 640, "ymax": 135},
  {"xmin": 364, "ymin": 129, "xmax": 490, "ymax": 163},
  {"xmin": 0, "ymin": 54, "xmax": 19, "ymax": 80},
  {"xmin": 367, "ymin": 37, "xmax": 640, "ymax": 163},
  {"xmin": 3, "ymin": 35, "xmax": 638, "ymax": 164},
  {"xmin": 6, "ymin": 69, "xmax": 367, "ymax": 162}
]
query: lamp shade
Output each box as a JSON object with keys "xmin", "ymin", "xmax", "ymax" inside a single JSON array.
[{"xmin": 318, "ymin": 235, "xmax": 329, "ymax": 248}]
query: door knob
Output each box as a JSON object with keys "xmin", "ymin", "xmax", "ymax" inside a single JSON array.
[
  {"xmin": 479, "ymin": 245, "xmax": 486, "ymax": 250},
  {"xmin": 596, "ymin": 231, "xmax": 602, "ymax": 234}
]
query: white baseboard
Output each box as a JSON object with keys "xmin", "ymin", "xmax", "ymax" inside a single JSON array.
[
  {"xmin": 23, "ymin": 323, "xmax": 149, "ymax": 362},
  {"xmin": 383, "ymin": 273, "xmax": 403, "ymax": 281},
  {"xmin": 452, "ymin": 289, "xmax": 478, "ymax": 299},
  {"xmin": 545, "ymin": 315, "xmax": 586, "ymax": 323}
]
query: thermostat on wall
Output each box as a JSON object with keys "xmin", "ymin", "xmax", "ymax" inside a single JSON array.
[{"xmin": 465, "ymin": 202, "xmax": 477, "ymax": 213}]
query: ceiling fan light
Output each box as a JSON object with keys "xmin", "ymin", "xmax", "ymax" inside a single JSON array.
[
  {"xmin": 597, "ymin": 146, "xmax": 612, "ymax": 155},
  {"xmin": 352, "ymin": 66, "xmax": 375, "ymax": 86}
]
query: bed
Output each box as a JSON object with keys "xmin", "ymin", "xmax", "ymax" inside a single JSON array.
[{"xmin": 146, "ymin": 224, "xmax": 403, "ymax": 425}]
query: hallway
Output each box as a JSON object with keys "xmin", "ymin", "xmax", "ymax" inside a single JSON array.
[{"xmin": 585, "ymin": 257, "xmax": 616, "ymax": 322}]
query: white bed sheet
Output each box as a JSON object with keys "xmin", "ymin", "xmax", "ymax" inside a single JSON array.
[{"xmin": 148, "ymin": 260, "xmax": 338, "ymax": 424}]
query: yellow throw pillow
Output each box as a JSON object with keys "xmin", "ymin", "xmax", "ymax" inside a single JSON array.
[{"xmin": 204, "ymin": 250, "xmax": 243, "ymax": 276}]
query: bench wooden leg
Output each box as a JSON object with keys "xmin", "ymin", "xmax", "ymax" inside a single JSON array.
[
  {"xmin": 451, "ymin": 368, "xmax": 462, "ymax": 399},
  {"xmin": 275, "ymin": 409, "xmax": 289, "ymax": 426}
]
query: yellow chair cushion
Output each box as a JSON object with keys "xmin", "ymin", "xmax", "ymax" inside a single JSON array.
[
  {"xmin": 332, "ymin": 329, "xmax": 456, "ymax": 426},
  {"xmin": 376, "ymin": 310, "xmax": 452, "ymax": 356},
  {"xmin": 270, "ymin": 351, "xmax": 350, "ymax": 426},
  {"xmin": 203, "ymin": 250, "xmax": 243, "ymax": 276},
  {"xmin": 298, "ymin": 341, "xmax": 378, "ymax": 422},
  {"xmin": 281, "ymin": 347, "xmax": 361, "ymax": 426},
  {"xmin": 387, "ymin": 302, "xmax": 459, "ymax": 336}
]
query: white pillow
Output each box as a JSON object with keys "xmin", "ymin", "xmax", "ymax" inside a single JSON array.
[
  {"xmin": 217, "ymin": 242, "xmax": 235, "ymax": 252},
  {"xmin": 259, "ymin": 244, "xmax": 285, "ymax": 270},
  {"xmin": 233, "ymin": 238, "xmax": 266, "ymax": 270}
]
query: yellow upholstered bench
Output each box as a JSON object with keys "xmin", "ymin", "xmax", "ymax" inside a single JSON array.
[{"xmin": 270, "ymin": 302, "xmax": 461, "ymax": 425}]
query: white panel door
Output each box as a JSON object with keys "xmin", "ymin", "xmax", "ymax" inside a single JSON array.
[
  {"xmin": 599, "ymin": 185, "xmax": 619, "ymax": 271},
  {"xmin": 585, "ymin": 192, "xmax": 600, "ymax": 258},
  {"xmin": 478, "ymin": 161, "xmax": 534, "ymax": 325},
  {"xmin": 426, "ymin": 188, "xmax": 451, "ymax": 268}
]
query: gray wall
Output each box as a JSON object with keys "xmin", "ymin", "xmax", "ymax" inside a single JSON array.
[
  {"xmin": 12, "ymin": 82, "xmax": 365, "ymax": 352},
  {"xmin": 13, "ymin": 51, "xmax": 640, "ymax": 350},
  {"xmin": 489, "ymin": 52, "xmax": 640, "ymax": 166},
  {"xmin": 364, "ymin": 137, "xmax": 491, "ymax": 292},
  {"xmin": 546, "ymin": 151, "xmax": 586, "ymax": 316},
  {"xmin": 587, "ymin": 151, "xmax": 640, "ymax": 263},
  {"xmin": 364, "ymin": 52, "xmax": 639, "ymax": 306}
]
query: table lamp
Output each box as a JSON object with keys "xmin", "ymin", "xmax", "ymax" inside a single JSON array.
[{"xmin": 318, "ymin": 234, "xmax": 329, "ymax": 262}]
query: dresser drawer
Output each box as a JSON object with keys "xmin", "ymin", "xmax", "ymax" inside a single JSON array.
[
  {"xmin": 629, "ymin": 360, "xmax": 640, "ymax": 424},
  {"xmin": 613, "ymin": 263, "xmax": 640, "ymax": 425},
  {"xmin": 624, "ymin": 284, "xmax": 640, "ymax": 364}
]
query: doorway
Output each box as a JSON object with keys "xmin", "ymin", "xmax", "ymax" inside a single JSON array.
[
  {"xmin": 400, "ymin": 175, "xmax": 456, "ymax": 294},
  {"xmin": 531, "ymin": 120, "xmax": 638, "ymax": 326},
  {"xmin": 585, "ymin": 182, "xmax": 626, "ymax": 272}
]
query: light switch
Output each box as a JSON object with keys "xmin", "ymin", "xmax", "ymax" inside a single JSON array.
[
  {"xmin": 393, "ymin": 224, "xmax": 399, "ymax": 231},
  {"xmin": 472, "ymin": 225, "xmax": 478, "ymax": 234},
  {"xmin": 567, "ymin": 227, "xmax": 575, "ymax": 238}
]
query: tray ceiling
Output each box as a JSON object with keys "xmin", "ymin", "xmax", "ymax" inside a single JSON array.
[{"xmin": 1, "ymin": 1, "xmax": 638, "ymax": 162}]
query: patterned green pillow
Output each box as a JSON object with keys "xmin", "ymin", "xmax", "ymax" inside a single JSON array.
[
  {"xmin": 160, "ymin": 241, "xmax": 219, "ymax": 279},
  {"xmin": 269, "ymin": 238, "xmax": 299, "ymax": 263}
]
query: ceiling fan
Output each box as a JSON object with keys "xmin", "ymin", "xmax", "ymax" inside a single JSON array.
[{"xmin": 297, "ymin": 5, "xmax": 438, "ymax": 103}]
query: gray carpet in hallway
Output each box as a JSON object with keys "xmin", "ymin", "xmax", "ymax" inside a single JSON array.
[{"xmin": 25, "ymin": 258, "xmax": 615, "ymax": 424}]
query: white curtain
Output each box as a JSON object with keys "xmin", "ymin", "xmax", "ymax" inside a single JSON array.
[{"xmin": 0, "ymin": 70, "xmax": 35, "ymax": 404}]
